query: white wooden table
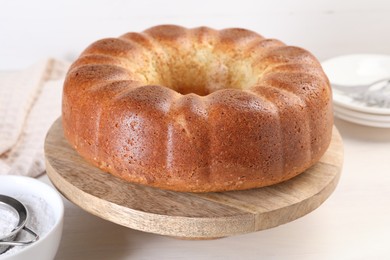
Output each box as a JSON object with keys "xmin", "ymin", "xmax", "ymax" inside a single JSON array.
[{"xmin": 3, "ymin": 0, "xmax": 390, "ymax": 258}]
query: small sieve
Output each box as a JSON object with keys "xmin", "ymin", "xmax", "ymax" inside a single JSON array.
[{"xmin": 0, "ymin": 195, "xmax": 39, "ymax": 254}]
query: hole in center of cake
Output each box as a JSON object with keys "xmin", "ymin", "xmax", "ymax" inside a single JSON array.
[{"xmin": 147, "ymin": 48, "xmax": 259, "ymax": 96}]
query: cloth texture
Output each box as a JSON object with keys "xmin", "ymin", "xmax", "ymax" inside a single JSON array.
[{"xmin": 0, "ymin": 59, "xmax": 70, "ymax": 177}]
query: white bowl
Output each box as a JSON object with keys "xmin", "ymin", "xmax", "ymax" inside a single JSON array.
[{"xmin": 0, "ymin": 176, "xmax": 64, "ymax": 260}]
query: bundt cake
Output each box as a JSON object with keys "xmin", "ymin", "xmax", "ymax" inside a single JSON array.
[{"xmin": 62, "ymin": 25, "xmax": 333, "ymax": 192}]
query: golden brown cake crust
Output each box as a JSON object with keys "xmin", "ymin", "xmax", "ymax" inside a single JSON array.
[{"xmin": 62, "ymin": 25, "xmax": 333, "ymax": 192}]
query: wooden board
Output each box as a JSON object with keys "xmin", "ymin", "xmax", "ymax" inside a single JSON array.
[{"xmin": 45, "ymin": 118, "xmax": 343, "ymax": 239}]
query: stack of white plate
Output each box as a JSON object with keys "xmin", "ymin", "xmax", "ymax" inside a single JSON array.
[{"xmin": 322, "ymin": 54, "xmax": 390, "ymax": 128}]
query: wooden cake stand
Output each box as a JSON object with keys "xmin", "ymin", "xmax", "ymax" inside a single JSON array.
[{"xmin": 45, "ymin": 118, "xmax": 343, "ymax": 239}]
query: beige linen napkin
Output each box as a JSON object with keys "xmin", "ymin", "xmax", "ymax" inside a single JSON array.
[{"xmin": 0, "ymin": 59, "xmax": 70, "ymax": 177}]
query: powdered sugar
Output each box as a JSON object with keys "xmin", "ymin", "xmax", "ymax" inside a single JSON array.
[
  {"xmin": 0, "ymin": 203, "xmax": 18, "ymax": 239},
  {"xmin": 0, "ymin": 194, "xmax": 55, "ymax": 256}
]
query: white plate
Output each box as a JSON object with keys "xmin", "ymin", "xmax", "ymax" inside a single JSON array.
[
  {"xmin": 334, "ymin": 109, "xmax": 390, "ymax": 128},
  {"xmin": 322, "ymin": 54, "xmax": 390, "ymax": 115},
  {"xmin": 334, "ymin": 104, "xmax": 390, "ymax": 123}
]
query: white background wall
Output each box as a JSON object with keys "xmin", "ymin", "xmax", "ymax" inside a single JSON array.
[{"xmin": 1, "ymin": 0, "xmax": 390, "ymax": 69}]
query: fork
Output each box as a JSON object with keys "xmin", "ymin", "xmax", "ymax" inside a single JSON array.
[{"xmin": 331, "ymin": 78, "xmax": 390, "ymax": 108}]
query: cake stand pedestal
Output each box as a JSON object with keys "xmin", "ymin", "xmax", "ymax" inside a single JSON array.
[{"xmin": 45, "ymin": 118, "xmax": 343, "ymax": 239}]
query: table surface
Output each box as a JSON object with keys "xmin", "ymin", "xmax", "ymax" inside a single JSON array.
[
  {"xmin": 38, "ymin": 118, "xmax": 390, "ymax": 260},
  {"xmin": 3, "ymin": 0, "xmax": 390, "ymax": 258}
]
